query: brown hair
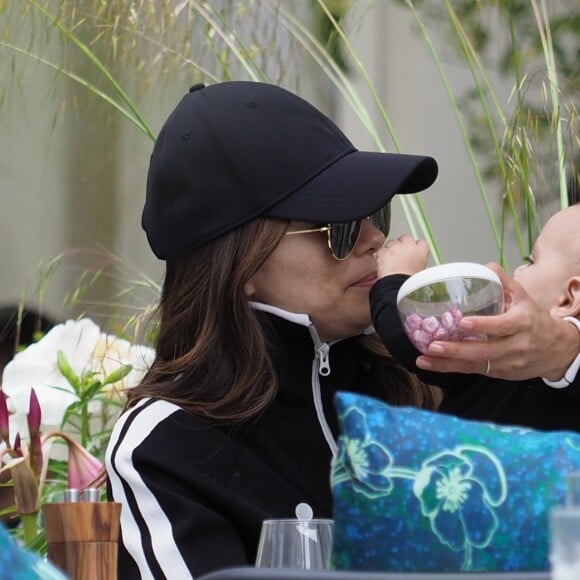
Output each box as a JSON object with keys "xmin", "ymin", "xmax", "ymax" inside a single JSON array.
[
  {"xmin": 127, "ymin": 218, "xmax": 440, "ymax": 421},
  {"xmin": 360, "ymin": 334, "xmax": 442, "ymax": 409}
]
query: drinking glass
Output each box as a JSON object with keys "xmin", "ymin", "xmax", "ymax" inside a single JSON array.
[
  {"xmin": 550, "ymin": 506, "xmax": 580, "ymax": 580},
  {"xmin": 567, "ymin": 472, "xmax": 580, "ymax": 506},
  {"xmin": 255, "ymin": 518, "xmax": 333, "ymax": 570}
]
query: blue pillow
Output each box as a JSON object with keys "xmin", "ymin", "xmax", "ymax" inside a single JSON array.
[
  {"xmin": 331, "ymin": 391, "xmax": 580, "ymax": 573},
  {"xmin": 0, "ymin": 522, "xmax": 67, "ymax": 579}
]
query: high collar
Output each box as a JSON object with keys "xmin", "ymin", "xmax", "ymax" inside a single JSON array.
[
  {"xmin": 250, "ymin": 301, "xmax": 374, "ymax": 349},
  {"xmin": 250, "ymin": 302, "xmax": 376, "ymax": 457}
]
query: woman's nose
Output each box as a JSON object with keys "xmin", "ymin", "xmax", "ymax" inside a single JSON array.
[{"xmin": 354, "ymin": 218, "xmax": 385, "ymax": 256}]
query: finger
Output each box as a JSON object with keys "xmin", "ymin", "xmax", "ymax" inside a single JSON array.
[
  {"xmin": 416, "ymin": 355, "xmax": 491, "ymax": 376},
  {"xmin": 484, "ymin": 261, "xmax": 505, "ymax": 276},
  {"xmin": 417, "ymin": 347, "xmax": 538, "ymax": 380},
  {"xmin": 457, "ymin": 312, "xmax": 517, "ymax": 338},
  {"xmin": 456, "ymin": 265, "xmax": 529, "ymax": 337},
  {"xmin": 416, "ymin": 239, "xmax": 430, "ymax": 258},
  {"xmin": 425, "ymin": 338, "xmax": 495, "ymax": 361},
  {"xmin": 458, "ymin": 281, "xmax": 535, "ymax": 336}
]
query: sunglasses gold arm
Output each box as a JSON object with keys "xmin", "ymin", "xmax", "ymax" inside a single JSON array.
[
  {"xmin": 284, "ymin": 224, "xmax": 342, "ymax": 260},
  {"xmin": 285, "ymin": 226, "xmax": 330, "ymax": 236}
]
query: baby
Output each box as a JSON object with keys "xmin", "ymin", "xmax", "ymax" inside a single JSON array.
[{"xmin": 370, "ymin": 203, "xmax": 580, "ymax": 431}]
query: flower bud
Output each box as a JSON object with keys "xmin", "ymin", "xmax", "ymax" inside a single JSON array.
[
  {"xmin": 27, "ymin": 389, "xmax": 42, "ymax": 440},
  {"xmin": 102, "ymin": 363, "xmax": 132, "ymax": 387},
  {"xmin": 56, "ymin": 350, "xmax": 80, "ymax": 390},
  {"xmin": 0, "ymin": 391, "xmax": 10, "ymax": 446}
]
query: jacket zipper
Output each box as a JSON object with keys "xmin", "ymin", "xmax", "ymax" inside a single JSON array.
[
  {"xmin": 311, "ymin": 334, "xmax": 338, "ymax": 457},
  {"xmin": 317, "ymin": 343, "xmax": 331, "ymax": 376},
  {"xmin": 248, "ymin": 302, "xmax": 340, "ymax": 457}
]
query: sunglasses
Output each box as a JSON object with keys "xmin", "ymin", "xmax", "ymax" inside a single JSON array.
[{"xmin": 285, "ymin": 204, "xmax": 391, "ymax": 260}]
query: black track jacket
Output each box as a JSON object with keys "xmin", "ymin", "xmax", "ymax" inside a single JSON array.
[{"xmin": 106, "ymin": 305, "xmax": 398, "ymax": 579}]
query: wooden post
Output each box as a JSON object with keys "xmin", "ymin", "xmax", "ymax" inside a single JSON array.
[{"xmin": 42, "ymin": 502, "xmax": 121, "ymax": 580}]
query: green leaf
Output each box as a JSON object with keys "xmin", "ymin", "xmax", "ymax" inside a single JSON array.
[{"xmin": 61, "ymin": 401, "xmax": 84, "ymax": 428}]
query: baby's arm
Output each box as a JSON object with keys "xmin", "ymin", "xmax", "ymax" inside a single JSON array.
[{"xmin": 375, "ymin": 234, "xmax": 429, "ymax": 278}]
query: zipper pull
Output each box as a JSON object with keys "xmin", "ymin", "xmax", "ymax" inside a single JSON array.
[{"xmin": 317, "ymin": 344, "xmax": 331, "ymax": 376}]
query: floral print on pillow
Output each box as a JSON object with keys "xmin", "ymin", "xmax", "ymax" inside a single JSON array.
[{"xmin": 331, "ymin": 392, "xmax": 580, "ymax": 573}]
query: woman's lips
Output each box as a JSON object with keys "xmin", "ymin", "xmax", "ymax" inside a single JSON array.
[{"xmin": 353, "ymin": 273, "xmax": 378, "ymax": 287}]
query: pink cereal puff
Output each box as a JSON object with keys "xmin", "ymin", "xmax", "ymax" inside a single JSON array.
[
  {"xmin": 405, "ymin": 313, "xmax": 423, "ymax": 331},
  {"xmin": 433, "ymin": 326, "xmax": 448, "ymax": 340},
  {"xmin": 412, "ymin": 329, "xmax": 433, "ymax": 349},
  {"xmin": 413, "ymin": 329, "xmax": 432, "ymax": 342},
  {"xmin": 440, "ymin": 311, "xmax": 456, "ymax": 331},
  {"xmin": 421, "ymin": 316, "xmax": 440, "ymax": 334},
  {"xmin": 450, "ymin": 307, "xmax": 464, "ymax": 323}
]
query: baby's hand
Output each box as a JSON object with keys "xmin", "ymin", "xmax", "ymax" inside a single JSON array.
[{"xmin": 375, "ymin": 235, "xmax": 429, "ymax": 278}]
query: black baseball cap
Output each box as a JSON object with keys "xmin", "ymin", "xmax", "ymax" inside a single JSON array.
[{"xmin": 143, "ymin": 81, "xmax": 438, "ymax": 259}]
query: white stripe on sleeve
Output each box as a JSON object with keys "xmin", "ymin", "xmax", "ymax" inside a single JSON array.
[{"xmin": 106, "ymin": 398, "xmax": 194, "ymax": 580}]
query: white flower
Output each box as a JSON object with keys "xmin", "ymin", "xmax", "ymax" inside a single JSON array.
[
  {"xmin": 91, "ymin": 332, "xmax": 155, "ymax": 394},
  {"xmin": 1, "ymin": 318, "xmax": 155, "ymax": 432}
]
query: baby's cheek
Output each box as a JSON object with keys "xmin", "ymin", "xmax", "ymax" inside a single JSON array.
[{"xmin": 512, "ymin": 267, "xmax": 531, "ymax": 291}]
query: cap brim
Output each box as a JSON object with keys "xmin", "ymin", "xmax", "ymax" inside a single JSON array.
[{"xmin": 267, "ymin": 151, "xmax": 438, "ymax": 223}]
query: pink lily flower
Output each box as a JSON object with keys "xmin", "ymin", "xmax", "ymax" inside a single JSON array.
[{"xmin": 41, "ymin": 432, "xmax": 103, "ymax": 490}]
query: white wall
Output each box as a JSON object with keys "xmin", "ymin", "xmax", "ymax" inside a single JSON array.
[{"xmin": 0, "ymin": 69, "xmax": 70, "ymax": 319}]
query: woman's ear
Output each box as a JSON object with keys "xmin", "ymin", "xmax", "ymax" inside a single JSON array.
[{"xmin": 553, "ymin": 277, "xmax": 580, "ymax": 318}]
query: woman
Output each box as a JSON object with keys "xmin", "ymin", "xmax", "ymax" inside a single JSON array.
[{"xmin": 105, "ymin": 81, "xmax": 440, "ymax": 578}]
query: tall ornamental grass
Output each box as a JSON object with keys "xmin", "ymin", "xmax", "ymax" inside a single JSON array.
[{"xmin": 0, "ymin": 0, "xmax": 577, "ymax": 282}]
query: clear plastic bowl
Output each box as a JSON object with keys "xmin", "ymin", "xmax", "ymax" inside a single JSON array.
[{"xmin": 396, "ymin": 262, "xmax": 504, "ymax": 354}]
